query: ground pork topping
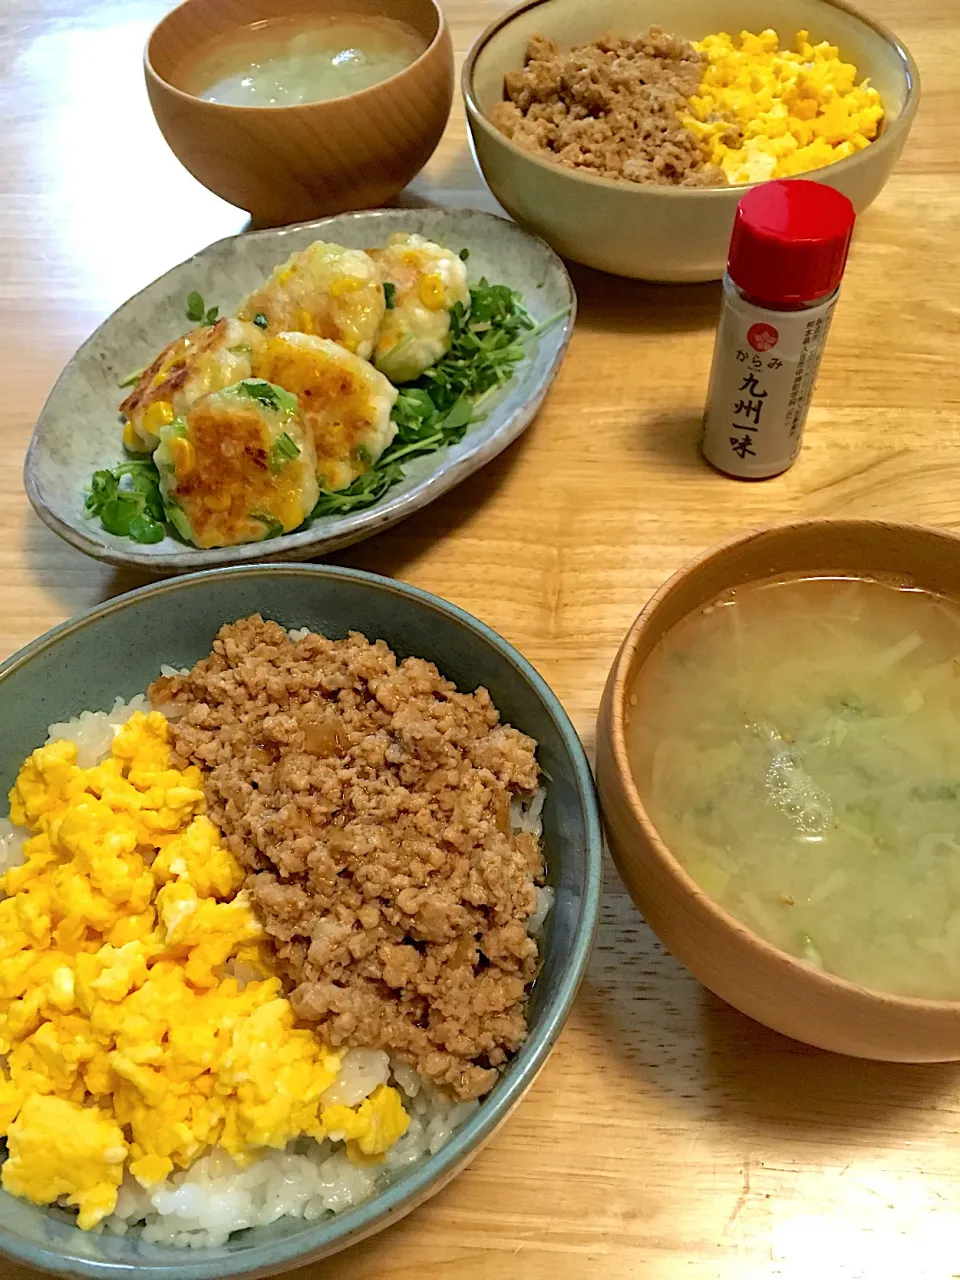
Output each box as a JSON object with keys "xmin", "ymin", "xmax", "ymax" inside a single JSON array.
[
  {"xmin": 149, "ymin": 617, "xmax": 547, "ymax": 1101},
  {"xmin": 488, "ymin": 28, "xmax": 730, "ymax": 187}
]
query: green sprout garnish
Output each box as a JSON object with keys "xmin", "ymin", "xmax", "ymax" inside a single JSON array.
[
  {"xmin": 84, "ymin": 460, "xmax": 165, "ymax": 544},
  {"xmin": 186, "ymin": 291, "xmax": 219, "ymax": 326},
  {"xmin": 310, "ymin": 279, "xmax": 560, "ymax": 519}
]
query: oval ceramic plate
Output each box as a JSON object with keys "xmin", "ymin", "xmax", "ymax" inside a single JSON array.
[{"xmin": 24, "ymin": 208, "xmax": 575, "ymax": 572}]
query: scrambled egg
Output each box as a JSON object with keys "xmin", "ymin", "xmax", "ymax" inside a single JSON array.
[
  {"xmin": 684, "ymin": 29, "xmax": 885, "ymax": 185},
  {"xmin": 0, "ymin": 713, "xmax": 408, "ymax": 1229}
]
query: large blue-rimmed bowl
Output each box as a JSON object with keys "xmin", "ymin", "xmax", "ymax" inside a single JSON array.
[{"xmin": 0, "ymin": 564, "xmax": 602, "ymax": 1280}]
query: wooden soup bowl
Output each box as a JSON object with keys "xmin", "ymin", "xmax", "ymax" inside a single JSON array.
[
  {"xmin": 596, "ymin": 519, "xmax": 960, "ymax": 1060},
  {"xmin": 146, "ymin": 0, "xmax": 454, "ymax": 226}
]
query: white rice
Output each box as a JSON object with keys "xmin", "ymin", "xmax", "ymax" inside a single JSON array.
[
  {"xmin": 2, "ymin": 675, "xmax": 552, "ymax": 1247},
  {"xmin": 46, "ymin": 694, "xmax": 150, "ymax": 768},
  {"xmin": 103, "ymin": 1056, "xmax": 480, "ymax": 1248},
  {"xmin": 0, "ymin": 818, "xmax": 25, "ymax": 878}
]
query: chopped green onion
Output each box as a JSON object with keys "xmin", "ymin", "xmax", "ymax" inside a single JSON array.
[
  {"xmin": 253, "ymin": 312, "xmax": 269, "ymax": 330},
  {"xmin": 270, "ymin": 432, "xmax": 301, "ymax": 471},
  {"xmin": 383, "ymin": 282, "xmax": 396, "ymax": 310},
  {"xmin": 232, "ymin": 379, "xmax": 297, "ymax": 416},
  {"xmin": 165, "ymin": 501, "xmax": 194, "ymax": 544},
  {"xmin": 253, "ymin": 514, "xmax": 286, "ymax": 539}
]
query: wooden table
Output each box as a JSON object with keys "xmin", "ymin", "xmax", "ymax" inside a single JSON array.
[{"xmin": 2, "ymin": 0, "xmax": 959, "ymax": 1276}]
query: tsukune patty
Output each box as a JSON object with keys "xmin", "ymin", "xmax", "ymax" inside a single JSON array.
[
  {"xmin": 153, "ymin": 379, "xmax": 319, "ymax": 549},
  {"xmin": 238, "ymin": 241, "xmax": 385, "ymax": 361},
  {"xmin": 255, "ymin": 332, "xmax": 397, "ymax": 493},
  {"xmin": 367, "ymin": 233, "xmax": 470, "ymax": 384},
  {"xmin": 120, "ymin": 318, "xmax": 265, "ymax": 452}
]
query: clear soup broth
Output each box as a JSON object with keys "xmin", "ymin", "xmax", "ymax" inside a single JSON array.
[
  {"xmin": 626, "ymin": 576, "xmax": 960, "ymax": 1000},
  {"xmin": 180, "ymin": 14, "xmax": 426, "ymax": 108}
]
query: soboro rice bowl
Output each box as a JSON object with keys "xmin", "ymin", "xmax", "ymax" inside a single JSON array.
[{"xmin": 0, "ymin": 618, "xmax": 553, "ymax": 1248}]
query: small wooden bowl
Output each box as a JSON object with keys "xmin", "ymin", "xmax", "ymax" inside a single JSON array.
[
  {"xmin": 146, "ymin": 0, "xmax": 454, "ymax": 226},
  {"xmin": 596, "ymin": 519, "xmax": 960, "ymax": 1061}
]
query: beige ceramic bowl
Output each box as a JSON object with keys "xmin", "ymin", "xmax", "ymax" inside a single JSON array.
[
  {"xmin": 596, "ymin": 519, "xmax": 960, "ymax": 1061},
  {"xmin": 147, "ymin": 0, "xmax": 453, "ymax": 226},
  {"xmin": 463, "ymin": 0, "xmax": 918, "ymax": 281}
]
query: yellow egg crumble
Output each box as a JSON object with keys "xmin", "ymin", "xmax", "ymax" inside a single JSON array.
[
  {"xmin": 0, "ymin": 712, "xmax": 409, "ymax": 1229},
  {"xmin": 684, "ymin": 29, "xmax": 885, "ymax": 185}
]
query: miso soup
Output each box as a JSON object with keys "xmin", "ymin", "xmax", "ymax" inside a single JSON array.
[
  {"xmin": 626, "ymin": 576, "xmax": 960, "ymax": 1000},
  {"xmin": 181, "ymin": 15, "xmax": 426, "ymax": 108}
]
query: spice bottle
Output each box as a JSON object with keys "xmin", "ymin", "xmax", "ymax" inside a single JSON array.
[{"xmin": 701, "ymin": 179, "xmax": 856, "ymax": 480}]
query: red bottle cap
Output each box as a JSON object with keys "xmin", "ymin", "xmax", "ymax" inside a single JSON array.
[{"xmin": 727, "ymin": 179, "xmax": 856, "ymax": 306}]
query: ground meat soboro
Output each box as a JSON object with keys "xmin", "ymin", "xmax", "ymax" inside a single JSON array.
[
  {"xmin": 150, "ymin": 618, "xmax": 547, "ymax": 1101},
  {"xmin": 489, "ymin": 29, "xmax": 728, "ymax": 187}
]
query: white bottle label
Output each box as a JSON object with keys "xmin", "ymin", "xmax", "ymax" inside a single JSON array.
[{"xmin": 701, "ymin": 282, "xmax": 839, "ymax": 479}]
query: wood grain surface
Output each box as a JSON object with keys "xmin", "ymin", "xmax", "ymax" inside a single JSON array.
[{"xmin": 1, "ymin": 1, "xmax": 959, "ymax": 1276}]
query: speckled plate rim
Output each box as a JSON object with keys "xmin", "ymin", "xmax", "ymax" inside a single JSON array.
[
  {"xmin": 0, "ymin": 563, "xmax": 603, "ymax": 1280},
  {"xmin": 23, "ymin": 208, "xmax": 576, "ymax": 573}
]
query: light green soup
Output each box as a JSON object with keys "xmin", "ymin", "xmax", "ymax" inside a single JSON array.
[
  {"xmin": 183, "ymin": 15, "xmax": 426, "ymax": 108},
  {"xmin": 626, "ymin": 576, "xmax": 960, "ymax": 1000}
]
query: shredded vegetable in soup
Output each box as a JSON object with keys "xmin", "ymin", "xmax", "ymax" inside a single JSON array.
[{"xmin": 626, "ymin": 576, "xmax": 960, "ymax": 1000}]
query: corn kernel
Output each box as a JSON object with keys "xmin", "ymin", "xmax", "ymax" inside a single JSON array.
[
  {"xmin": 143, "ymin": 401, "xmax": 175, "ymax": 435},
  {"xmin": 329, "ymin": 278, "xmax": 361, "ymax": 298},
  {"xmin": 168, "ymin": 437, "xmax": 195, "ymax": 477},
  {"xmin": 418, "ymin": 274, "xmax": 445, "ymax": 311},
  {"xmin": 151, "ymin": 351, "xmax": 181, "ymax": 389},
  {"xmin": 275, "ymin": 489, "xmax": 302, "ymax": 530}
]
